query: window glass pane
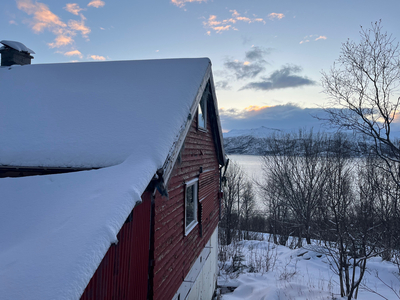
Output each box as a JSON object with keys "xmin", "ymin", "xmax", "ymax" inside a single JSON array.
[
  {"xmin": 198, "ymin": 100, "xmax": 206, "ymax": 129},
  {"xmin": 186, "ymin": 185, "xmax": 195, "ymax": 227}
]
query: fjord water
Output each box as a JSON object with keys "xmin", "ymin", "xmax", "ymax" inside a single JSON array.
[
  {"xmin": 227, "ymin": 155, "xmax": 264, "ymax": 208},
  {"xmin": 227, "ymin": 154, "xmax": 264, "ymax": 181}
]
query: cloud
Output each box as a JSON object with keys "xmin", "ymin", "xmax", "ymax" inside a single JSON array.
[
  {"xmin": 64, "ymin": 50, "xmax": 83, "ymax": 58},
  {"xmin": 215, "ymin": 80, "xmax": 231, "ymax": 90},
  {"xmin": 9, "ymin": 20, "xmax": 18, "ymax": 25},
  {"xmin": 224, "ymin": 59, "xmax": 265, "ymax": 80},
  {"xmin": 48, "ymin": 35, "xmax": 74, "ymax": 48},
  {"xmin": 64, "ymin": 3, "xmax": 85, "ymax": 15},
  {"xmin": 245, "ymin": 46, "xmax": 271, "ymax": 62},
  {"xmin": 203, "ymin": 10, "xmax": 265, "ymax": 34},
  {"xmin": 315, "ymin": 35, "xmax": 327, "ymax": 41},
  {"xmin": 220, "ymin": 103, "xmax": 328, "ymax": 131},
  {"xmin": 206, "ymin": 15, "xmax": 220, "ymax": 26},
  {"xmin": 300, "ymin": 35, "xmax": 327, "ymax": 44},
  {"xmin": 204, "ymin": 15, "xmax": 236, "ymax": 33},
  {"xmin": 268, "ymin": 13, "xmax": 285, "ymax": 20},
  {"xmin": 87, "ymin": 0, "xmax": 105, "ymax": 8},
  {"xmin": 214, "ymin": 25, "xmax": 234, "ymax": 33},
  {"xmin": 90, "ymin": 55, "xmax": 106, "ymax": 60},
  {"xmin": 240, "ymin": 65, "xmax": 316, "ymax": 91},
  {"xmin": 236, "ymin": 16, "xmax": 251, "ymax": 23},
  {"xmin": 171, "ymin": 0, "xmax": 206, "ymax": 8},
  {"xmin": 68, "ymin": 15, "xmax": 90, "ymax": 38},
  {"xmin": 222, "ymin": 46, "xmax": 270, "ymax": 80},
  {"xmin": 17, "ymin": 0, "xmax": 95, "ymax": 50},
  {"xmin": 17, "ymin": 0, "xmax": 67, "ymax": 33}
]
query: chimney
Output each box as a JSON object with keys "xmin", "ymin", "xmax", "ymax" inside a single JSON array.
[{"xmin": 0, "ymin": 40, "xmax": 35, "ymax": 67}]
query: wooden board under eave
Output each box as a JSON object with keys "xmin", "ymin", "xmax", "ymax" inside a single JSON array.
[{"xmin": 152, "ymin": 110, "xmax": 221, "ymax": 300}]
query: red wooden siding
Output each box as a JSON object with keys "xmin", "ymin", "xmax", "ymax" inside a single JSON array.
[
  {"xmin": 81, "ymin": 193, "xmax": 152, "ymax": 300},
  {"xmin": 152, "ymin": 108, "xmax": 221, "ymax": 300}
]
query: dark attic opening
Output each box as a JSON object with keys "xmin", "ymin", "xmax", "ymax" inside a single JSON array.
[{"xmin": 0, "ymin": 40, "xmax": 35, "ymax": 67}]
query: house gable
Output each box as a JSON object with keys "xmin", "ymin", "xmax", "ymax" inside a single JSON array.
[{"xmin": 151, "ymin": 89, "xmax": 222, "ymax": 300}]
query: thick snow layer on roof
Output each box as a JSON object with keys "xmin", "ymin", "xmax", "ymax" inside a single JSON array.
[
  {"xmin": 0, "ymin": 159, "xmax": 153, "ymax": 300},
  {"xmin": 0, "ymin": 40, "xmax": 35, "ymax": 54},
  {"xmin": 0, "ymin": 58, "xmax": 210, "ymax": 168},
  {"xmin": 0, "ymin": 58, "xmax": 211, "ymax": 299}
]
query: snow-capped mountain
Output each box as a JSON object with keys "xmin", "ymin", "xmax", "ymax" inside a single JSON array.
[
  {"xmin": 223, "ymin": 126, "xmax": 368, "ymax": 155},
  {"xmin": 223, "ymin": 126, "xmax": 283, "ymax": 139}
]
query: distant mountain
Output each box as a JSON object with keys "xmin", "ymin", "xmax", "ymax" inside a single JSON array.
[
  {"xmin": 223, "ymin": 126, "xmax": 366, "ymax": 156},
  {"xmin": 223, "ymin": 126, "xmax": 283, "ymax": 139},
  {"xmin": 223, "ymin": 135, "xmax": 269, "ymax": 155},
  {"xmin": 223, "ymin": 126, "xmax": 284, "ymax": 155}
]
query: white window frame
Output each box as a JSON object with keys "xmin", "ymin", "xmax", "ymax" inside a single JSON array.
[
  {"xmin": 185, "ymin": 178, "xmax": 198, "ymax": 236},
  {"xmin": 198, "ymin": 93, "xmax": 207, "ymax": 130}
]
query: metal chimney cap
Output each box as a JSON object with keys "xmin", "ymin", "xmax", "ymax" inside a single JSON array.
[{"xmin": 0, "ymin": 40, "xmax": 35, "ymax": 54}]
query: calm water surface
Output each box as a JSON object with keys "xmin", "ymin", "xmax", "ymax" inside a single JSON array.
[
  {"xmin": 227, "ymin": 155, "xmax": 264, "ymax": 181},
  {"xmin": 227, "ymin": 155, "xmax": 265, "ymax": 208}
]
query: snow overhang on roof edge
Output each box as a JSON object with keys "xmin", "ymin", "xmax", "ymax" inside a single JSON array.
[
  {"xmin": 162, "ymin": 62, "xmax": 212, "ymax": 183},
  {"xmin": 162, "ymin": 61, "xmax": 226, "ymax": 186}
]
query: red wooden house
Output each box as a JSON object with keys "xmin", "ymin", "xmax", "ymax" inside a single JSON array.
[{"xmin": 0, "ymin": 46, "xmax": 226, "ymax": 300}]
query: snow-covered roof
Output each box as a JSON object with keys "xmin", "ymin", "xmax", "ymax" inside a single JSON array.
[
  {"xmin": 0, "ymin": 59, "xmax": 210, "ymax": 168},
  {"xmin": 0, "ymin": 58, "xmax": 216, "ymax": 300},
  {"xmin": 0, "ymin": 40, "xmax": 35, "ymax": 54}
]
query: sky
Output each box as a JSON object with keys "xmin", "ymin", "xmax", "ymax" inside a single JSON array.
[{"xmin": 2, "ymin": 0, "xmax": 400, "ymax": 132}]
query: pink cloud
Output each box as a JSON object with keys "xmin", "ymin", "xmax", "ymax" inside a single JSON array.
[
  {"xmin": 64, "ymin": 3, "xmax": 85, "ymax": 15},
  {"xmin": 17, "ymin": 0, "xmax": 95, "ymax": 49},
  {"xmin": 268, "ymin": 13, "xmax": 285, "ymax": 20},
  {"xmin": 171, "ymin": 0, "xmax": 206, "ymax": 8},
  {"xmin": 17, "ymin": 0, "xmax": 67, "ymax": 33},
  {"xmin": 68, "ymin": 15, "xmax": 91, "ymax": 38},
  {"xmin": 64, "ymin": 50, "xmax": 83, "ymax": 58},
  {"xmin": 236, "ymin": 16, "xmax": 251, "ymax": 23},
  {"xmin": 207, "ymin": 15, "xmax": 221, "ymax": 26},
  {"xmin": 87, "ymin": 0, "xmax": 105, "ymax": 8},
  {"xmin": 90, "ymin": 55, "xmax": 106, "ymax": 60},
  {"xmin": 230, "ymin": 10, "xmax": 240, "ymax": 18},
  {"xmin": 203, "ymin": 10, "xmax": 265, "ymax": 34},
  {"xmin": 253, "ymin": 18, "xmax": 266, "ymax": 24},
  {"xmin": 48, "ymin": 35, "xmax": 74, "ymax": 48},
  {"xmin": 213, "ymin": 25, "xmax": 233, "ymax": 33},
  {"xmin": 17, "ymin": 0, "xmax": 75, "ymax": 48},
  {"xmin": 315, "ymin": 35, "xmax": 327, "ymax": 41}
]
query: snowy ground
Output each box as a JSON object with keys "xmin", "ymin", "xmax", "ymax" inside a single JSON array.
[{"xmin": 218, "ymin": 235, "xmax": 400, "ymax": 300}]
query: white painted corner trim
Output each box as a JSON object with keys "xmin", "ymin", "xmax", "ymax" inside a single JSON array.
[{"xmin": 173, "ymin": 226, "xmax": 218, "ymax": 300}]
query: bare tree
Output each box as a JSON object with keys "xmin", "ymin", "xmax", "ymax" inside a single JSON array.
[
  {"xmin": 220, "ymin": 163, "xmax": 244, "ymax": 245},
  {"xmin": 359, "ymin": 155, "xmax": 400, "ymax": 260},
  {"xmin": 316, "ymin": 134, "xmax": 368, "ymax": 300},
  {"xmin": 321, "ymin": 20, "xmax": 400, "ymax": 185},
  {"xmin": 240, "ymin": 181, "xmax": 256, "ymax": 240},
  {"xmin": 262, "ymin": 130, "xmax": 329, "ymax": 246}
]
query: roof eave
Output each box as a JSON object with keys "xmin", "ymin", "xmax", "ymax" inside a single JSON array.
[{"xmin": 162, "ymin": 61, "xmax": 226, "ymax": 185}]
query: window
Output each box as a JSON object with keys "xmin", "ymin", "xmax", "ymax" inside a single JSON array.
[
  {"xmin": 185, "ymin": 178, "xmax": 198, "ymax": 235},
  {"xmin": 198, "ymin": 93, "xmax": 207, "ymax": 130}
]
